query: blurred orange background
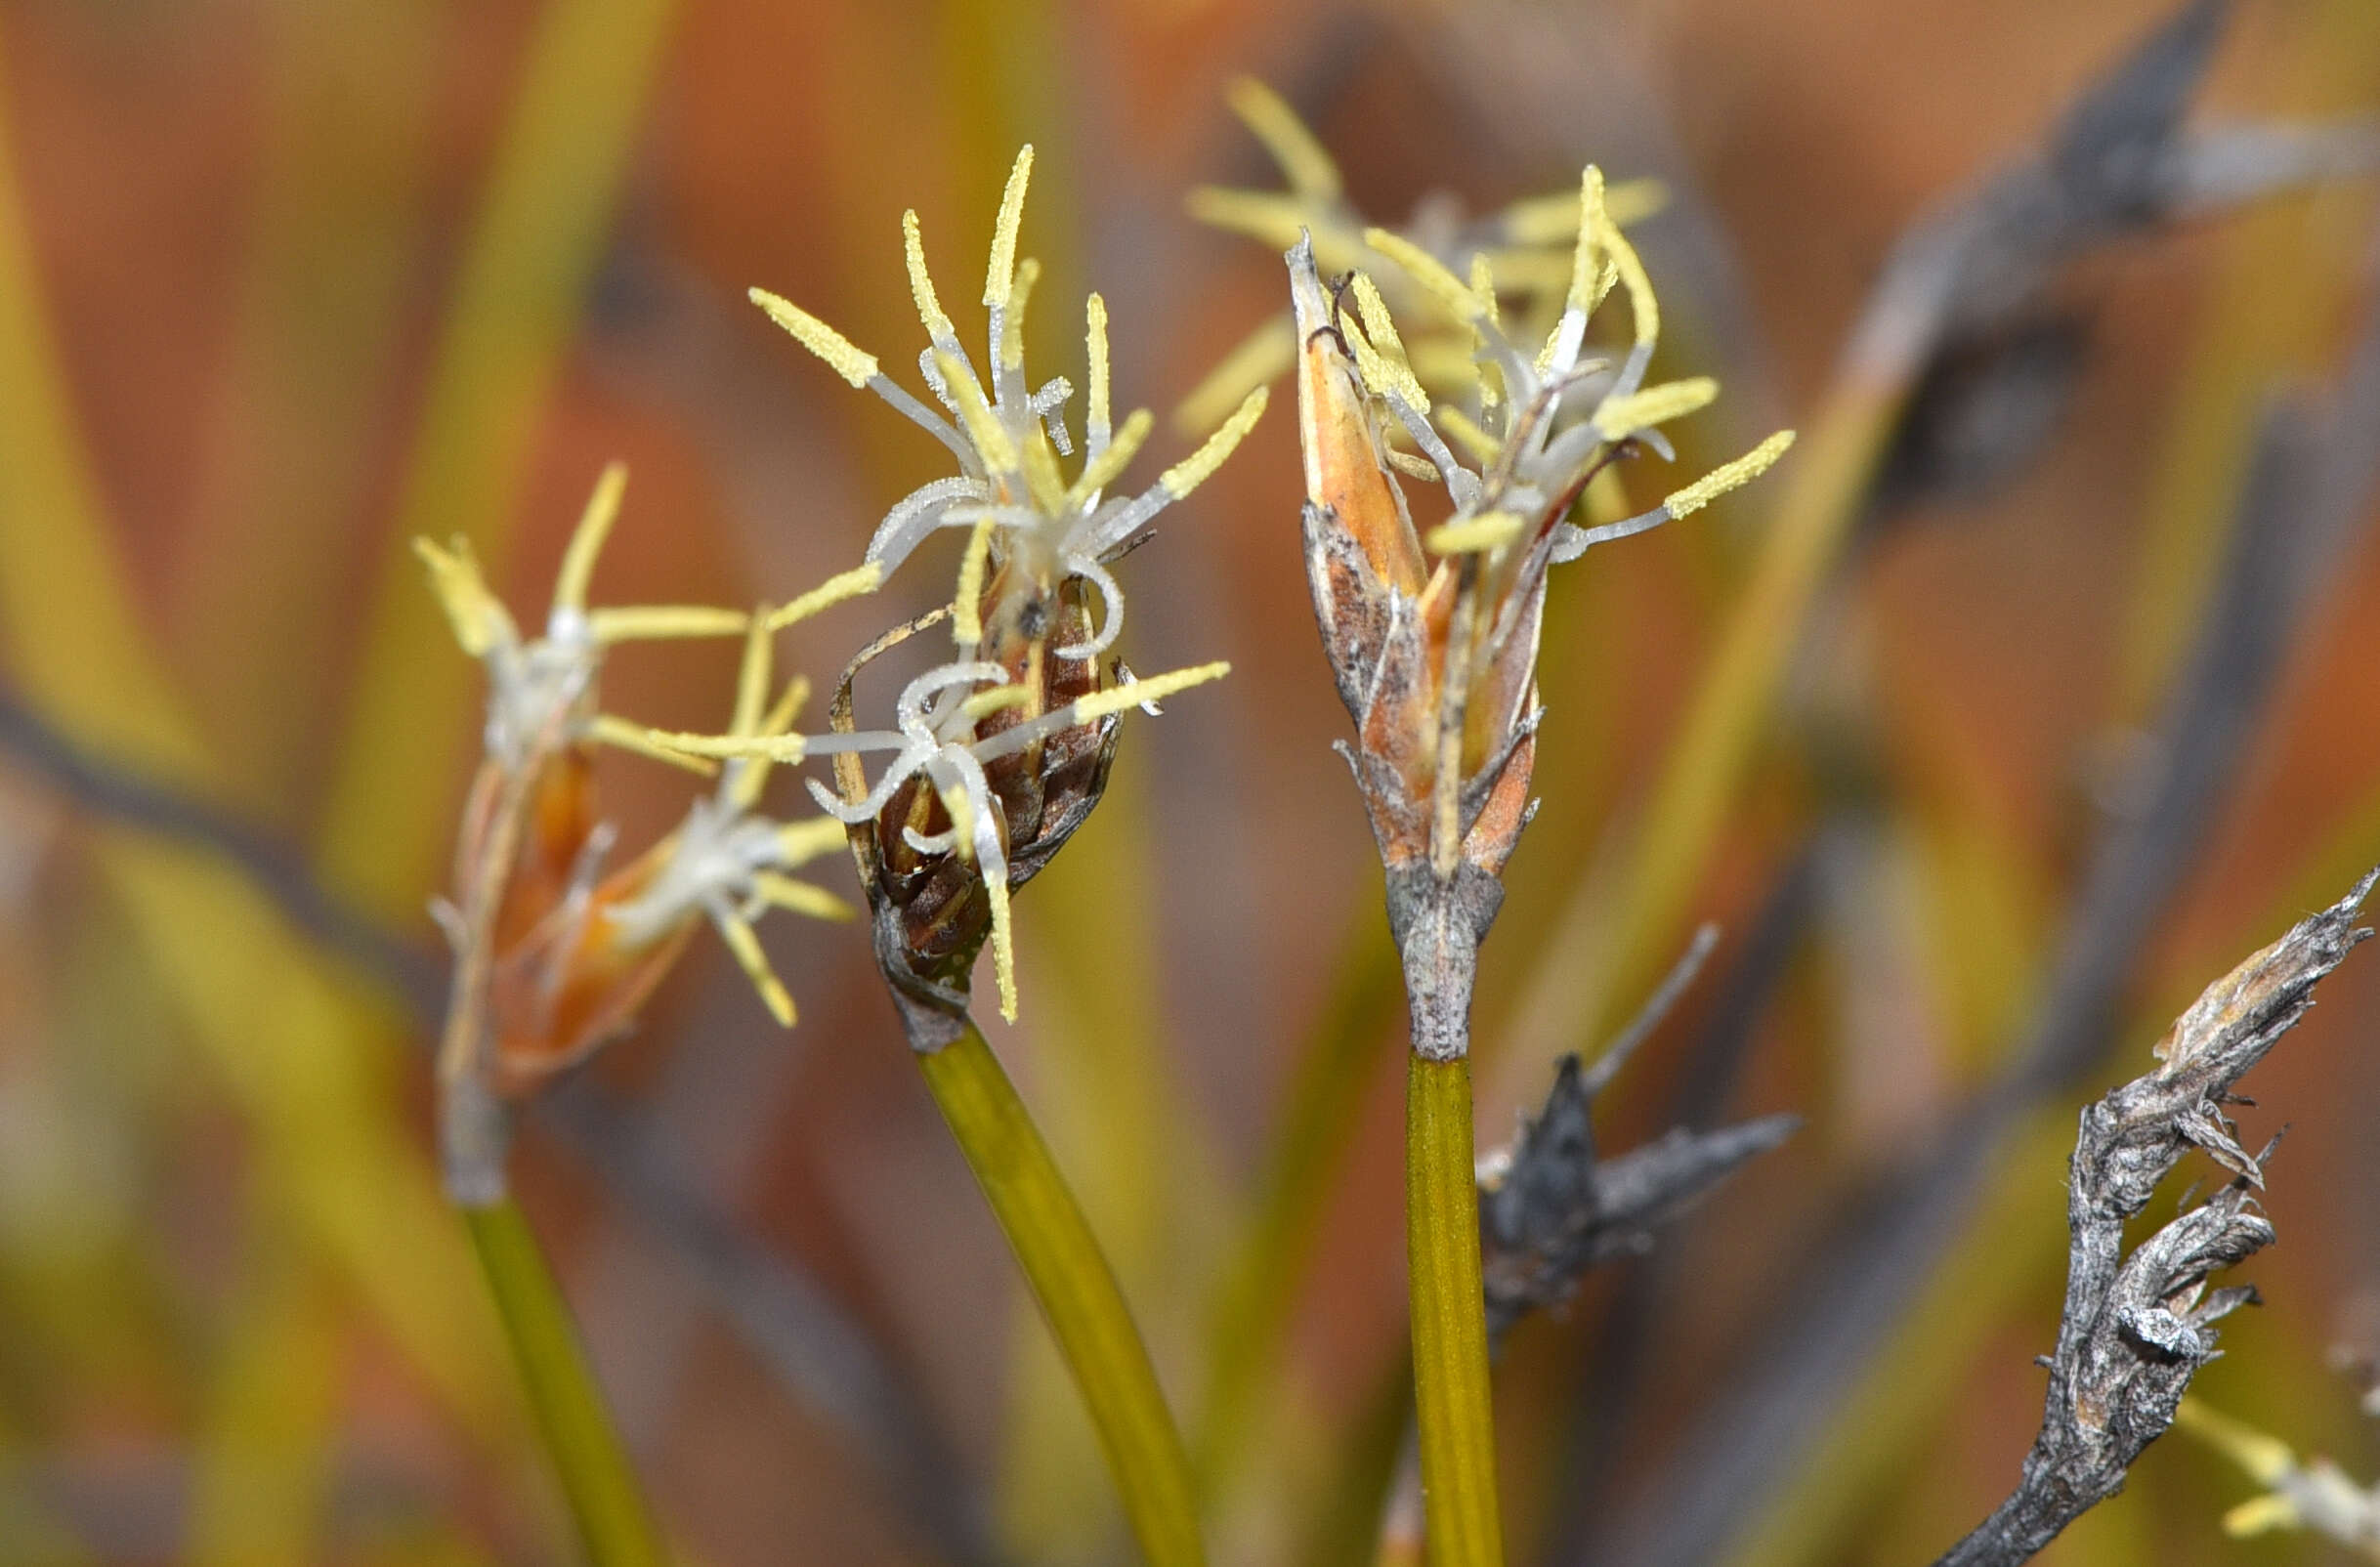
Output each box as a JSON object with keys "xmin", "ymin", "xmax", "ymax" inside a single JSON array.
[{"xmin": 3, "ymin": 0, "xmax": 2379, "ymax": 1564}]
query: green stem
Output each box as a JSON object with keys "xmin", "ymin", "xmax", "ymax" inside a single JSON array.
[
  {"xmin": 1406, "ymin": 1054, "xmax": 1503, "ymax": 1567},
  {"xmin": 917, "ymin": 1022, "xmax": 1205, "ymax": 1567},
  {"xmin": 464, "ymin": 1199, "xmax": 665, "ymax": 1567}
]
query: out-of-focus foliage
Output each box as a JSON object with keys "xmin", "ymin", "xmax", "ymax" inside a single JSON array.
[{"xmin": 0, "ymin": 1, "xmax": 2378, "ymax": 1565}]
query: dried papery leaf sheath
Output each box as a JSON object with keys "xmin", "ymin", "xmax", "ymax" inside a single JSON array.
[{"xmin": 421, "ymin": 466, "xmax": 867, "ymax": 1200}]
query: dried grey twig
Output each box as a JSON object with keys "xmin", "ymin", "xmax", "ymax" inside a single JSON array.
[
  {"xmin": 1477, "ymin": 927, "xmax": 1799, "ymax": 1340},
  {"xmin": 1933, "ymin": 868, "xmax": 2378, "ymax": 1567},
  {"xmin": 1591, "ymin": 3, "xmax": 2380, "ymax": 1554}
]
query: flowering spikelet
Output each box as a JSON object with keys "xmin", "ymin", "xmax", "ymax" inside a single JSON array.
[
  {"xmin": 711, "ymin": 148, "xmax": 1250, "ymax": 1028},
  {"xmin": 422, "ymin": 465, "xmax": 874, "ymax": 1126},
  {"xmin": 749, "ymin": 145, "xmax": 1266, "ymax": 669},
  {"xmin": 1181, "ymin": 76, "xmax": 1668, "ymax": 431},
  {"xmin": 662, "ymin": 608, "xmax": 1227, "ymax": 1025},
  {"xmin": 1291, "ymin": 162, "xmax": 1794, "ymax": 878}
]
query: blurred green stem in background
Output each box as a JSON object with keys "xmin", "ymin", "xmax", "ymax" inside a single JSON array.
[
  {"xmin": 316, "ymin": 0, "xmax": 678, "ymax": 917},
  {"xmin": 1194, "ymin": 899, "xmax": 1398, "ymax": 1493},
  {"xmin": 466, "ymin": 1199, "xmax": 665, "ymax": 1567},
  {"xmin": 917, "ymin": 1020, "xmax": 1206, "ymax": 1567}
]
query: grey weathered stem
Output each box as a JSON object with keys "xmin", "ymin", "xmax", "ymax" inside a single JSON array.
[{"xmin": 1932, "ymin": 868, "xmax": 2376, "ymax": 1566}]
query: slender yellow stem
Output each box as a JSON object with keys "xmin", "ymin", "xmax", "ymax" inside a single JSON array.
[
  {"xmin": 916, "ymin": 1023, "xmax": 1205, "ymax": 1567},
  {"xmin": 1406, "ymin": 1054, "xmax": 1503, "ymax": 1567},
  {"xmin": 464, "ymin": 1200, "xmax": 665, "ymax": 1567}
]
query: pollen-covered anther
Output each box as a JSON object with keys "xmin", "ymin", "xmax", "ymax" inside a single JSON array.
[
  {"xmin": 1362, "ymin": 228, "xmax": 1486, "ymax": 324},
  {"xmin": 750, "ymin": 288, "xmax": 879, "ymax": 388},
  {"xmin": 1161, "ymin": 386, "xmax": 1269, "ymax": 499},
  {"xmin": 1594, "ymin": 377, "xmax": 1720, "ymax": 441},
  {"xmin": 417, "ymin": 464, "xmax": 756, "ymax": 777},
  {"xmin": 596, "ymin": 614, "xmax": 859, "ymax": 1031},
  {"xmin": 1664, "ymin": 430, "xmax": 1799, "ymax": 519},
  {"xmin": 763, "ymin": 562, "xmax": 883, "ymax": 632},
  {"xmin": 1426, "ymin": 511, "xmax": 1528, "ymax": 555}
]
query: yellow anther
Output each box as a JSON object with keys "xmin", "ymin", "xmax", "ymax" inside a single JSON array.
[
  {"xmin": 1161, "ymin": 385, "xmax": 1269, "ymax": 499},
  {"xmin": 985, "ymin": 145, "xmax": 1035, "ymax": 311},
  {"xmin": 1467, "ymin": 253, "xmax": 1502, "ymax": 330},
  {"xmin": 1596, "ymin": 376, "xmax": 1720, "ymax": 438},
  {"xmin": 1348, "ymin": 273, "xmax": 1429, "ymax": 409},
  {"xmin": 414, "ymin": 535, "xmax": 511, "ymax": 657},
  {"xmin": 648, "ymin": 730, "xmax": 808, "ymax": 762},
  {"xmin": 937, "ymin": 781, "xmax": 976, "ymax": 861},
  {"xmin": 1003, "ymin": 256, "xmax": 1040, "ymax": 371},
  {"xmin": 761, "ymin": 671, "xmax": 812, "ymax": 740},
  {"xmin": 1500, "ymin": 177, "xmax": 1667, "ymax": 245},
  {"xmin": 1084, "ymin": 292, "xmax": 1112, "ymax": 441},
  {"xmin": 903, "ymin": 209, "xmax": 956, "ymax": 345},
  {"xmin": 1226, "ymin": 76, "xmax": 1342, "ymax": 201},
  {"xmin": 1065, "ymin": 407, "xmax": 1152, "ymax": 507},
  {"xmin": 936, "ymin": 348, "xmax": 1021, "ymax": 474},
  {"xmin": 1182, "ymin": 187, "xmax": 1310, "ymax": 250},
  {"xmin": 1364, "ymin": 228, "xmax": 1483, "ymax": 323},
  {"xmin": 552, "ymin": 462, "xmax": 628, "ymax": 616},
  {"xmin": 749, "ymin": 871, "xmax": 856, "ymax": 923},
  {"xmin": 1022, "ymin": 425, "xmax": 1068, "ymax": 514},
  {"xmin": 1471, "ymin": 249, "xmax": 1571, "ymax": 294},
  {"xmin": 1409, "ymin": 339, "xmax": 1491, "ymax": 395},
  {"xmin": 953, "ymin": 516, "xmax": 996, "ymax": 645},
  {"xmin": 1581, "ymin": 167, "xmax": 1658, "ymax": 349},
  {"xmin": 586, "ymin": 714, "xmax": 721, "ymax": 777},
  {"xmin": 749, "ymin": 287, "xmax": 878, "ymax": 388},
  {"xmin": 732, "ymin": 674, "xmax": 814, "ymax": 810},
  {"xmin": 714, "ymin": 905, "xmax": 795, "ymax": 1026},
  {"xmin": 2173, "ymin": 1400, "xmax": 2298, "ymax": 1485},
  {"xmin": 1071, "ymin": 660, "xmax": 1231, "ymax": 722},
  {"xmin": 1345, "ymin": 325, "xmax": 1418, "ymax": 409},
  {"xmin": 763, "ymin": 563, "xmax": 882, "ymax": 633},
  {"xmin": 1172, "ymin": 317, "xmax": 1295, "ymax": 436},
  {"xmin": 1587, "ymin": 257, "xmax": 1622, "ymax": 318},
  {"xmin": 986, "ymin": 859, "xmax": 1020, "ymax": 1022},
  {"xmin": 1435, "ymin": 404, "xmax": 1502, "ymax": 466},
  {"xmin": 730, "ymin": 612, "xmax": 774, "ymax": 738},
  {"xmin": 1564, "ymin": 168, "xmax": 1600, "ymax": 318},
  {"xmin": 1426, "ymin": 511, "xmax": 1526, "ymax": 554},
  {"xmin": 2222, "ymin": 1497, "xmax": 2301, "ymax": 1538},
  {"xmin": 1664, "ymin": 430, "xmax": 1795, "ymax": 519},
  {"xmin": 587, "ymin": 605, "xmax": 750, "ymax": 644},
  {"xmin": 1383, "ymin": 447, "xmax": 1440, "ymax": 482},
  {"xmin": 775, "ymin": 816, "xmax": 849, "ymax": 866},
  {"xmin": 960, "ymin": 683, "xmax": 1037, "ymax": 721}
]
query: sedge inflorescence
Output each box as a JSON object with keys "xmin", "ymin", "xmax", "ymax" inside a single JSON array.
[
  {"xmin": 419, "ymin": 466, "xmax": 871, "ymax": 1103},
  {"xmin": 1293, "ymin": 156, "xmax": 1793, "ymax": 877},
  {"xmin": 650, "ymin": 144, "xmax": 1256, "ymax": 1024},
  {"xmin": 1181, "ymin": 76, "xmax": 1669, "ymax": 433},
  {"xmin": 426, "ymin": 144, "xmax": 1254, "ymax": 1056}
]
